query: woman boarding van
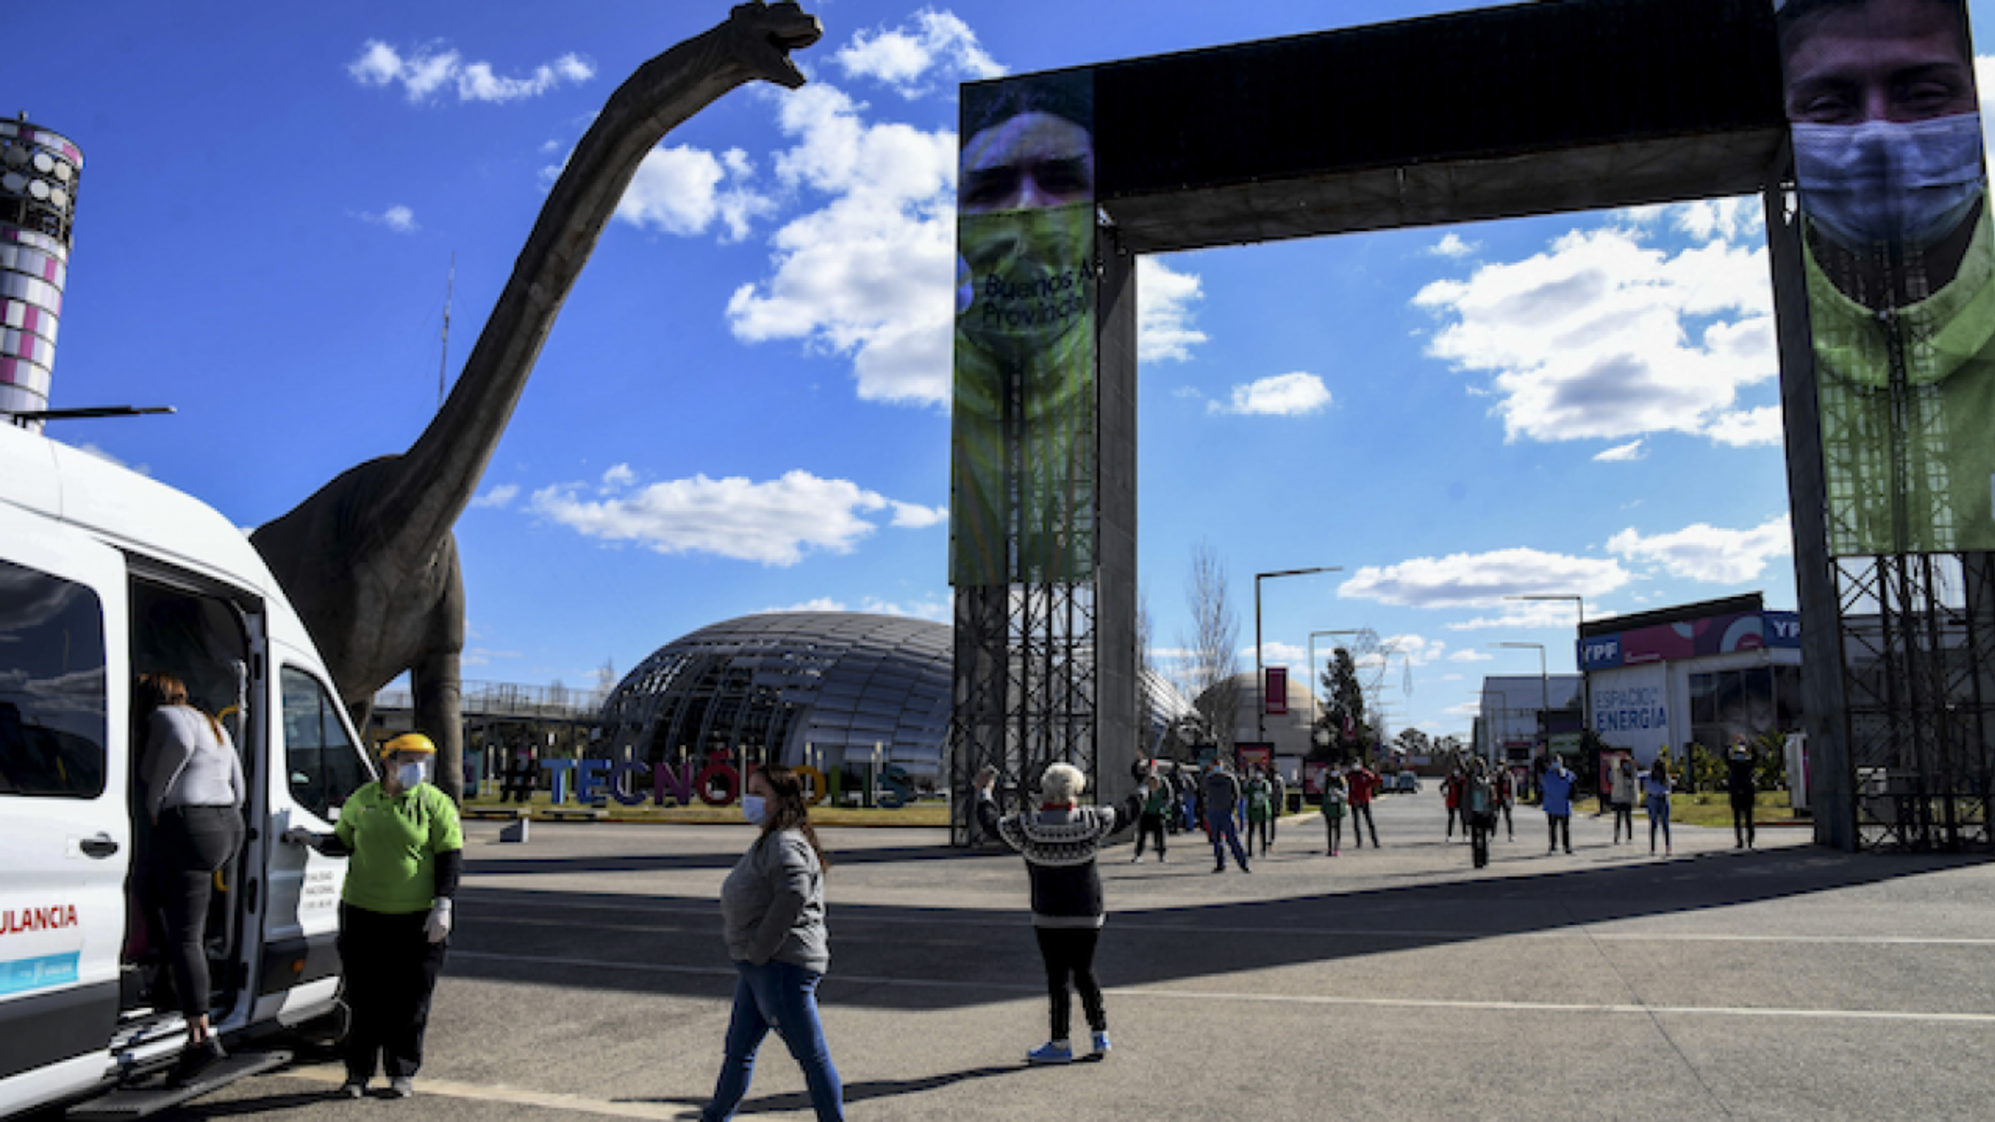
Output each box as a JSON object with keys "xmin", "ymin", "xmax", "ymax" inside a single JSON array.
[{"xmin": 2, "ymin": 421, "xmax": 377, "ymax": 1117}]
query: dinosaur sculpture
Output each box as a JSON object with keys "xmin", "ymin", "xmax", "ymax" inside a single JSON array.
[{"xmin": 252, "ymin": 2, "xmax": 822, "ymax": 800}]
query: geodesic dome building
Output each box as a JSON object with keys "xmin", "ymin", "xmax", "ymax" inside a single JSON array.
[{"xmin": 596, "ymin": 611, "xmax": 1195, "ymax": 783}]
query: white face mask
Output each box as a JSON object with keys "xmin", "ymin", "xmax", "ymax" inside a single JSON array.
[
  {"xmin": 1793, "ymin": 114, "xmax": 1987, "ymax": 250},
  {"xmin": 396, "ymin": 761, "xmax": 428, "ymax": 789},
  {"xmin": 741, "ymin": 794, "xmax": 769, "ymax": 827}
]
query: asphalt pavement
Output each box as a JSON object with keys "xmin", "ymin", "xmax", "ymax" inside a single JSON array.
[{"xmin": 80, "ymin": 789, "xmax": 1995, "ymax": 1121}]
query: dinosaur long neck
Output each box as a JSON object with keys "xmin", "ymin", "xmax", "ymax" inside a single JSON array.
[{"xmin": 370, "ymin": 23, "xmax": 765, "ymax": 568}]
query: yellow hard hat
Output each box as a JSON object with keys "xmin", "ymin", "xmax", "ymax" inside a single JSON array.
[{"xmin": 381, "ymin": 732, "xmax": 437, "ymax": 758}]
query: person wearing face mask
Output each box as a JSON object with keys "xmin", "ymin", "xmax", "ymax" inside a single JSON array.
[
  {"xmin": 1778, "ymin": 0, "xmax": 1995, "ymax": 552},
  {"xmin": 950, "ymin": 70, "xmax": 1098, "ymax": 586},
  {"xmin": 701, "ymin": 764, "xmax": 842, "ymax": 1122},
  {"xmin": 281, "ymin": 732, "xmax": 462, "ymax": 1099}
]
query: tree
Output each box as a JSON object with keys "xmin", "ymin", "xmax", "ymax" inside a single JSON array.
[
  {"xmin": 1312, "ymin": 647, "xmax": 1373, "ymax": 759},
  {"xmin": 1180, "ymin": 540, "xmax": 1240, "ymax": 752},
  {"xmin": 1393, "ymin": 727, "xmax": 1433, "ymax": 758}
]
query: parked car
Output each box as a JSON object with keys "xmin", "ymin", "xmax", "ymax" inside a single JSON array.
[{"xmin": 1391, "ymin": 771, "xmax": 1422, "ymax": 793}]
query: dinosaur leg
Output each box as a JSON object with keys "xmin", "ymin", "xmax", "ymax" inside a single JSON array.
[{"xmin": 412, "ymin": 647, "xmax": 465, "ymax": 803}]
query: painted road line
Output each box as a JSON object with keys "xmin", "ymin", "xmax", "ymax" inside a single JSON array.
[{"xmin": 448, "ymin": 950, "xmax": 1995, "ymax": 1024}]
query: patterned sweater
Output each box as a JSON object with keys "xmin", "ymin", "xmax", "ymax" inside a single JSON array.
[{"xmin": 998, "ymin": 806, "xmax": 1122, "ymax": 928}]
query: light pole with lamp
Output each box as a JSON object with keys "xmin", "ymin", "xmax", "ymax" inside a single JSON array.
[
  {"xmin": 1254, "ymin": 567, "xmax": 1343, "ymax": 744},
  {"xmin": 1509, "ymin": 593, "xmax": 1588, "ymax": 743}
]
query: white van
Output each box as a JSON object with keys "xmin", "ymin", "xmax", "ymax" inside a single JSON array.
[{"xmin": 1, "ymin": 422, "xmax": 377, "ymax": 1118}]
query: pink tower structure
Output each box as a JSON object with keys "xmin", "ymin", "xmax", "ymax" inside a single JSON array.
[{"xmin": 1, "ymin": 114, "xmax": 82, "ymax": 432}]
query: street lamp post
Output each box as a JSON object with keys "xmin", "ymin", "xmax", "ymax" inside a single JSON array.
[
  {"xmin": 1254, "ymin": 567, "xmax": 1343, "ymax": 744},
  {"xmin": 1509, "ymin": 593, "xmax": 1587, "ymax": 737}
]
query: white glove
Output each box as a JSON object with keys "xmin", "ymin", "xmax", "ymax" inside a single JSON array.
[
  {"xmin": 280, "ymin": 826, "xmax": 321, "ymax": 848},
  {"xmin": 424, "ymin": 898, "xmax": 453, "ymax": 943}
]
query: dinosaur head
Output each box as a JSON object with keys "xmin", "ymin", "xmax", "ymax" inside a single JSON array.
[{"xmin": 725, "ymin": 1, "xmax": 823, "ymax": 90}]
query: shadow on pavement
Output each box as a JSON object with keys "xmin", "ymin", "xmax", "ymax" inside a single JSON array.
[
  {"xmin": 447, "ymin": 846, "xmax": 1993, "ymax": 1012},
  {"xmin": 630, "ymin": 1063, "xmax": 1031, "ymax": 1114},
  {"xmin": 465, "ymin": 843, "xmax": 971, "ymax": 878}
]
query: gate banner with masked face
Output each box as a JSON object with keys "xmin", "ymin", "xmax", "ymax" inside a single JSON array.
[
  {"xmin": 950, "ymin": 71, "xmax": 1097, "ymax": 586},
  {"xmin": 1775, "ymin": 0, "xmax": 1995, "ymax": 554}
]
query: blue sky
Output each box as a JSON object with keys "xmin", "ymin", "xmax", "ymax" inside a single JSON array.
[{"xmin": 19, "ymin": 0, "xmax": 1995, "ymax": 738}]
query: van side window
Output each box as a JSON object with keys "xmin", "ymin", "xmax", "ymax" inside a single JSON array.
[
  {"xmin": 0, "ymin": 558, "xmax": 109, "ymax": 798},
  {"xmin": 281, "ymin": 667, "xmax": 370, "ymax": 819}
]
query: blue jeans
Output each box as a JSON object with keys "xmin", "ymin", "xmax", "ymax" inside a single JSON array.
[
  {"xmin": 1208, "ymin": 812, "xmax": 1250, "ymax": 869},
  {"xmin": 702, "ymin": 960, "xmax": 843, "ymax": 1122}
]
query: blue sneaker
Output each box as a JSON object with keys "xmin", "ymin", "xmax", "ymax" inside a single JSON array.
[
  {"xmin": 1092, "ymin": 1031, "xmax": 1111, "ymax": 1055},
  {"xmin": 1026, "ymin": 1041, "xmax": 1073, "ymax": 1065}
]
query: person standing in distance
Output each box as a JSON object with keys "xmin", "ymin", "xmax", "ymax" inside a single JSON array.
[
  {"xmin": 1645, "ymin": 756, "xmax": 1676, "ymax": 856},
  {"xmin": 282, "ymin": 732, "xmax": 462, "ymax": 1099},
  {"xmin": 1541, "ymin": 755, "xmax": 1576, "ymax": 855},
  {"xmin": 1202, "ymin": 759, "xmax": 1252, "ymax": 873},
  {"xmin": 1727, "ymin": 735, "xmax": 1760, "ymax": 850},
  {"xmin": 1346, "ymin": 760, "xmax": 1382, "ymax": 849}
]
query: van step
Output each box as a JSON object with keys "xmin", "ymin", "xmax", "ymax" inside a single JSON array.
[{"xmin": 68, "ymin": 1051, "xmax": 290, "ymax": 1121}]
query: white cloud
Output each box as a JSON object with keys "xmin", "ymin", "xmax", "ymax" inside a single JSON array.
[
  {"xmin": 1594, "ymin": 439, "xmax": 1645, "ymax": 462},
  {"xmin": 832, "ymin": 9, "xmax": 1004, "ymax": 97},
  {"xmin": 354, "ymin": 205, "xmax": 419, "ymax": 234},
  {"xmin": 1669, "ymin": 198, "xmax": 1763, "ymax": 242},
  {"xmin": 1341, "ymin": 548, "xmax": 1631, "ymax": 609},
  {"xmin": 1447, "ymin": 649, "xmax": 1494, "ymax": 662},
  {"xmin": 612, "ymin": 146, "xmax": 772, "ymax": 242},
  {"xmin": 1414, "ymin": 215, "xmax": 1774, "ymax": 446},
  {"xmin": 1209, "ymin": 372, "xmax": 1331, "ymax": 416},
  {"xmin": 1382, "ymin": 633, "xmax": 1447, "ymax": 667},
  {"xmin": 471, "ymin": 484, "xmax": 519, "ymax": 509},
  {"xmin": 1171, "ymin": 386, "xmax": 1205, "ymax": 401},
  {"xmin": 768, "ymin": 594, "xmax": 951, "ymax": 622},
  {"xmin": 1428, "ymin": 233, "xmax": 1480, "ymax": 258},
  {"xmin": 1703, "ymin": 405, "xmax": 1783, "ymax": 447},
  {"xmin": 726, "ymin": 83, "xmax": 959, "ymax": 406},
  {"xmin": 1607, "ymin": 514, "xmax": 1792, "ymax": 583},
  {"xmin": 600, "ymin": 464, "xmax": 636, "ymax": 489},
  {"xmin": 529, "ymin": 468, "xmax": 934, "ymax": 565},
  {"xmin": 347, "ymin": 41, "xmax": 595, "ymax": 104},
  {"xmin": 1439, "ymin": 673, "xmax": 1465, "ymax": 681},
  {"xmin": 889, "ymin": 501, "xmax": 948, "ymax": 528},
  {"xmin": 1139, "ymin": 257, "xmax": 1208, "ymax": 363}
]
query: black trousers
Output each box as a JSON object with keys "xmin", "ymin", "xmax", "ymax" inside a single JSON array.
[
  {"xmin": 1033, "ymin": 927, "xmax": 1105, "ymax": 1041},
  {"xmin": 338, "ymin": 903, "xmax": 448, "ymax": 1080},
  {"xmin": 1732, "ymin": 794, "xmax": 1756, "ymax": 847},
  {"xmin": 1469, "ymin": 813, "xmax": 1492, "ymax": 868},
  {"xmin": 1248, "ymin": 816, "xmax": 1273, "ymax": 856},
  {"xmin": 1547, "ymin": 814, "xmax": 1571, "ymax": 851},
  {"xmin": 152, "ymin": 806, "xmax": 244, "ymax": 1020},
  {"xmin": 1134, "ymin": 813, "xmax": 1167, "ymax": 858},
  {"xmin": 1349, "ymin": 803, "xmax": 1378, "ymax": 847}
]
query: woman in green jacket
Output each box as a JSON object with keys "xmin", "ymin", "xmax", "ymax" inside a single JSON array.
[{"xmin": 284, "ymin": 732, "xmax": 463, "ymax": 1100}]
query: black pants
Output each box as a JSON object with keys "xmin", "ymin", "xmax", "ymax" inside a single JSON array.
[
  {"xmin": 152, "ymin": 806, "xmax": 244, "ymax": 1020},
  {"xmin": 1033, "ymin": 927, "xmax": 1105, "ymax": 1041},
  {"xmin": 1732, "ymin": 795, "xmax": 1756, "ymax": 847},
  {"xmin": 1469, "ymin": 813, "xmax": 1491, "ymax": 868},
  {"xmin": 1446, "ymin": 806, "xmax": 1459, "ymax": 838},
  {"xmin": 338, "ymin": 903, "xmax": 449, "ymax": 1081},
  {"xmin": 1612, "ymin": 801, "xmax": 1634, "ymax": 841},
  {"xmin": 1134, "ymin": 813, "xmax": 1167, "ymax": 858},
  {"xmin": 1349, "ymin": 803, "xmax": 1378, "ymax": 847},
  {"xmin": 1324, "ymin": 813, "xmax": 1342, "ymax": 853},
  {"xmin": 1547, "ymin": 814, "xmax": 1571, "ymax": 851},
  {"xmin": 1497, "ymin": 802, "xmax": 1513, "ymax": 838},
  {"xmin": 1248, "ymin": 817, "xmax": 1273, "ymax": 856}
]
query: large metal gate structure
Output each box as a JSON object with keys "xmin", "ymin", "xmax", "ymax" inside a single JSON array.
[{"xmin": 949, "ymin": 0, "xmax": 1995, "ymax": 852}]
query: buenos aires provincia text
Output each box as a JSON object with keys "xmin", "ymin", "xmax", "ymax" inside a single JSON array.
[{"xmin": 980, "ymin": 268, "xmax": 1087, "ymax": 333}]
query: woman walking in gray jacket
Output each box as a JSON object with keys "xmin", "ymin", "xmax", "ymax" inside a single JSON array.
[{"xmin": 701, "ymin": 765, "xmax": 843, "ymax": 1121}]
